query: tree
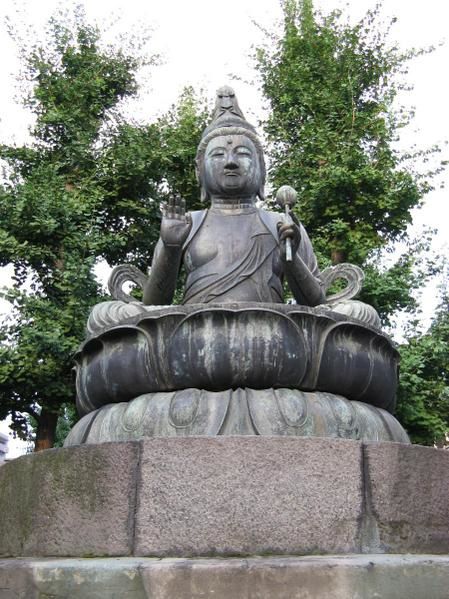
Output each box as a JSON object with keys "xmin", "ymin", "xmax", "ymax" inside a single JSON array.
[
  {"xmin": 93, "ymin": 85, "xmax": 209, "ymax": 272},
  {"xmin": 155, "ymin": 87, "xmax": 210, "ymax": 214},
  {"xmin": 395, "ymin": 288, "xmax": 449, "ymax": 445},
  {"xmin": 0, "ymin": 9, "xmax": 208, "ymax": 450},
  {"xmin": 254, "ymin": 0, "xmax": 448, "ymax": 443},
  {"xmin": 254, "ymin": 0, "xmax": 444, "ymax": 324}
]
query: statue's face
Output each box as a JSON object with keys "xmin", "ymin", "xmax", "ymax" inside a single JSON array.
[{"xmin": 203, "ymin": 134, "xmax": 261, "ymax": 198}]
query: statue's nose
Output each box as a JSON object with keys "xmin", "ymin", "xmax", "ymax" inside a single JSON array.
[{"xmin": 224, "ymin": 155, "xmax": 239, "ymax": 170}]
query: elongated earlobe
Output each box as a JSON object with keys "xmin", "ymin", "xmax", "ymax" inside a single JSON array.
[{"xmin": 200, "ymin": 185, "xmax": 209, "ymax": 203}]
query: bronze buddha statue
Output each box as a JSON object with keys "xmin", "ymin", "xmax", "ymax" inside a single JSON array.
[{"xmin": 65, "ymin": 87, "xmax": 406, "ymax": 447}]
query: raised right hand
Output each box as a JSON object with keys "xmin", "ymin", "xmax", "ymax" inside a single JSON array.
[{"xmin": 160, "ymin": 196, "xmax": 192, "ymax": 247}]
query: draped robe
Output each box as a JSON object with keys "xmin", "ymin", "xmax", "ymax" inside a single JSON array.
[{"xmin": 181, "ymin": 207, "xmax": 321, "ymax": 305}]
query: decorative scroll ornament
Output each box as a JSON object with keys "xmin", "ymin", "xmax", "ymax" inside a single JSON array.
[
  {"xmin": 108, "ymin": 264, "xmax": 149, "ymax": 303},
  {"xmin": 320, "ymin": 263, "xmax": 364, "ymax": 304}
]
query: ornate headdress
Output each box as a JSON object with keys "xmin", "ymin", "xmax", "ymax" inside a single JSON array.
[{"xmin": 196, "ymin": 86, "xmax": 266, "ymax": 201}]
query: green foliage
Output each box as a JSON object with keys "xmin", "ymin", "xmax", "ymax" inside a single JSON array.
[
  {"xmin": 396, "ymin": 291, "xmax": 449, "ymax": 445},
  {"xmin": 96, "ymin": 87, "xmax": 209, "ymax": 272},
  {"xmin": 0, "ymin": 9, "xmax": 208, "ymax": 448},
  {"xmin": 156, "ymin": 87, "xmax": 210, "ymax": 212},
  {"xmin": 53, "ymin": 403, "xmax": 78, "ymax": 447},
  {"xmin": 254, "ymin": 1, "xmax": 442, "ymax": 270},
  {"xmin": 360, "ymin": 229, "xmax": 442, "ymax": 326}
]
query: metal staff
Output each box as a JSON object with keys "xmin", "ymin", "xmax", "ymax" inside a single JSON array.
[{"xmin": 276, "ymin": 185, "xmax": 298, "ymax": 262}]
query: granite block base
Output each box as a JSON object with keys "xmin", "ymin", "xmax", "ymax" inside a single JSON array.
[{"xmin": 1, "ymin": 438, "xmax": 448, "ymax": 559}]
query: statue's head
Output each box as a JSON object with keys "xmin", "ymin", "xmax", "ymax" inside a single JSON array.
[{"xmin": 196, "ymin": 87, "xmax": 266, "ymax": 202}]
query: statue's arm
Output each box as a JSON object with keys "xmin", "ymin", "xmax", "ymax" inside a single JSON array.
[
  {"xmin": 143, "ymin": 197, "xmax": 192, "ymax": 306},
  {"xmin": 143, "ymin": 239, "xmax": 183, "ymax": 305},
  {"xmin": 279, "ymin": 220, "xmax": 326, "ymax": 306},
  {"xmin": 284, "ymin": 252, "xmax": 326, "ymax": 306}
]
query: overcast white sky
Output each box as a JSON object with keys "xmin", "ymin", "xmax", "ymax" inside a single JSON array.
[{"xmin": 0, "ymin": 0, "xmax": 448, "ymax": 453}]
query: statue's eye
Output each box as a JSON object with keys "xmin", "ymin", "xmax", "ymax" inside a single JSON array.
[
  {"xmin": 210, "ymin": 149, "xmax": 226, "ymax": 157},
  {"xmin": 236, "ymin": 147, "xmax": 251, "ymax": 156}
]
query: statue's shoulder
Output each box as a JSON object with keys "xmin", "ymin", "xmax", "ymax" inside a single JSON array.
[
  {"xmin": 257, "ymin": 208, "xmax": 283, "ymax": 240},
  {"xmin": 189, "ymin": 208, "xmax": 208, "ymax": 222},
  {"xmin": 183, "ymin": 209, "xmax": 208, "ymax": 250}
]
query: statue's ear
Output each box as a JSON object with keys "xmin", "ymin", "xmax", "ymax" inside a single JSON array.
[
  {"xmin": 196, "ymin": 159, "xmax": 209, "ymax": 203},
  {"xmin": 200, "ymin": 185, "xmax": 209, "ymax": 203},
  {"xmin": 257, "ymin": 185, "xmax": 266, "ymax": 202}
]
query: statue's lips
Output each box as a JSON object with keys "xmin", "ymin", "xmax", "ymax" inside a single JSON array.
[{"xmin": 224, "ymin": 171, "xmax": 239, "ymax": 176}]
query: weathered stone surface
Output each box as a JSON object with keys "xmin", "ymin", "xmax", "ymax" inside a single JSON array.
[
  {"xmin": 134, "ymin": 437, "xmax": 363, "ymax": 557},
  {"xmin": 2, "ymin": 438, "xmax": 449, "ymax": 560},
  {"xmin": 0, "ymin": 442, "xmax": 139, "ymax": 557},
  {"xmin": 0, "ymin": 558, "xmax": 148, "ymax": 599},
  {"xmin": 64, "ymin": 389, "xmax": 409, "ymax": 447},
  {"xmin": 364, "ymin": 442, "xmax": 449, "ymax": 553},
  {"xmin": 2, "ymin": 555, "xmax": 449, "ymax": 599},
  {"xmin": 140, "ymin": 555, "xmax": 449, "ymax": 599}
]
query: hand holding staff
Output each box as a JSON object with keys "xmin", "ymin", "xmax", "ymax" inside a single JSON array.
[{"xmin": 276, "ymin": 185, "xmax": 298, "ymax": 262}]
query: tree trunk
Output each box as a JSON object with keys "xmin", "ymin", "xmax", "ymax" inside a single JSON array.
[
  {"xmin": 34, "ymin": 408, "xmax": 59, "ymax": 452},
  {"xmin": 331, "ymin": 247, "xmax": 346, "ymax": 265}
]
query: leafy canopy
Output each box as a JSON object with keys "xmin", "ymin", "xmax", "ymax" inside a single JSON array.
[
  {"xmin": 0, "ymin": 9, "xmax": 208, "ymax": 447},
  {"xmin": 396, "ymin": 289, "xmax": 449, "ymax": 445},
  {"xmin": 255, "ymin": 0, "xmax": 438, "ymax": 267}
]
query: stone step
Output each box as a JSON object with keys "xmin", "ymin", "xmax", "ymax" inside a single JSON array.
[{"xmin": 1, "ymin": 554, "xmax": 449, "ymax": 598}]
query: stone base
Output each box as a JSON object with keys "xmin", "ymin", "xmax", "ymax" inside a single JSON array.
[
  {"xmin": 2, "ymin": 555, "xmax": 449, "ymax": 598},
  {"xmin": 1, "ymin": 438, "xmax": 448, "ymax": 559}
]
